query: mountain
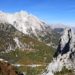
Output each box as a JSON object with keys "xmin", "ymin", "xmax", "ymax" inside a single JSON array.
[
  {"xmin": 0, "ymin": 11, "xmax": 48, "ymax": 37},
  {"xmin": 53, "ymin": 28, "xmax": 64, "ymax": 34},
  {"xmin": 0, "ymin": 11, "xmax": 58, "ymax": 75},
  {"xmin": 0, "ymin": 11, "xmax": 61, "ymax": 52},
  {"xmin": 50, "ymin": 24, "xmax": 67, "ymax": 30},
  {"xmin": 0, "ymin": 23, "xmax": 55, "ymax": 74},
  {"xmin": 43, "ymin": 28, "xmax": 75, "ymax": 75},
  {"xmin": 1, "ymin": 11, "xmax": 73, "ymax": 75}
]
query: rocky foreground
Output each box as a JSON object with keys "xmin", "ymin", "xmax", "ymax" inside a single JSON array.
[{"xmin": 43, "ymin": 28, "xmax": 75, "ymax": 75}]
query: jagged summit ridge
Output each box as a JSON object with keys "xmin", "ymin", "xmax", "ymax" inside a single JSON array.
[
  {"xmin": 0, "ymin": 10, "xmax": 61, "ymax": 52},
  {"xmin": 54, "ymin": 28, "xmax": 75, "ymax": 57},
  {"xmin": 0, "ymin": 10, "xmax": 45, "ymax": 36},
  {"xmin": 43, "ymin": 28, "xmax": 75, "ymax": 75}
]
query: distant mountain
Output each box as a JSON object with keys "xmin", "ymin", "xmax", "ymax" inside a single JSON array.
[
  {"xmin": 50, "ymin": 24, "xmax": 67, "ymax": 29},
  {"xmin": 53, "ymin": 28, "xmax": 64, "ymax": 34},
  {"xmin": 43, "ymin": 28, "xmax": 75, "ymax": 75}
]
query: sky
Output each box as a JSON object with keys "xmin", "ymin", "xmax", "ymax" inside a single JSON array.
[{"xmin": 0, "ymin": 0, "xmax": 75, "ymax": 26}]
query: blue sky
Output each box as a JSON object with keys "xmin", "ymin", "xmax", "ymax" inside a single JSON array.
[{"xmin": 0, "ymin": 0, "xmax": 75, "ymax": 26}]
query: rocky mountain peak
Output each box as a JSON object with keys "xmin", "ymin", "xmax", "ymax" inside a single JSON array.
[
  {"xmin": 0, "ymin": 11, "xmax": 45, "ymax": 35},
  {"xmin": 54, "ymin": 28, "xmax": 75, "ymax": 57}
]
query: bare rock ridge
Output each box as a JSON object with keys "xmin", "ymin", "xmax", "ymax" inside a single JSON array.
[
  {"xmin": 43, "ymin": 28, "xmax": 75, "ymax": 75},
  {"xmin": 54, "ymin": 28, "xmax": 75, "ymax": 57}
]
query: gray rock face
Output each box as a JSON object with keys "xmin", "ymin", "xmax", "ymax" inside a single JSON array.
[
  {"xmin": 43, "ymin": 28, "xmax": 75, "ymax": 75},
  {"xmin": 0, "ymin": 23, "xmax": 28, "ymax": 52},
  {"xmin": 54, "ymin": 28, "xmax": 75, "ymax": 57}
]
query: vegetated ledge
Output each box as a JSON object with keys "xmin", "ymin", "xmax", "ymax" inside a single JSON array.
[{"xmin": 55, "ymin": 66, "xmax": 75, "ymax": 75}]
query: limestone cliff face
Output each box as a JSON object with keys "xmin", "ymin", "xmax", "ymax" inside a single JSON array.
[
  {"xmin": 54, "ymin": 28, "xmax": 75, "ymax": 57},
  {"xmin": 43, "ymin": 28, "xmax": 75, "ymax": 75}
]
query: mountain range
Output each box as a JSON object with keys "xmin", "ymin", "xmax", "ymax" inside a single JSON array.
[
  {"xmin": 43, "ymin": 28, "xmax": 75, "ymax": 75},
  {"xmin": 0, "ymin": 11, "xmax": 74, "ymax": 75}
]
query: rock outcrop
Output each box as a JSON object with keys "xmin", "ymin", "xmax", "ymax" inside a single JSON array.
[{"xmin": 43, "ymin": 28, "xmax": 75, "ymax": 75}]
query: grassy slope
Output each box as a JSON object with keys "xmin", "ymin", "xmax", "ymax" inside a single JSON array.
[
  {"xmin": 0, "ymin": 35, "xmax": 55, "ymax": 75},
  {"xmin": 55, "ymin": 67, "xmax": 74, "ymax": 75},
  {"xmin": 0, "ymin": 35, "xmax": 54, "ymax": 63}
]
